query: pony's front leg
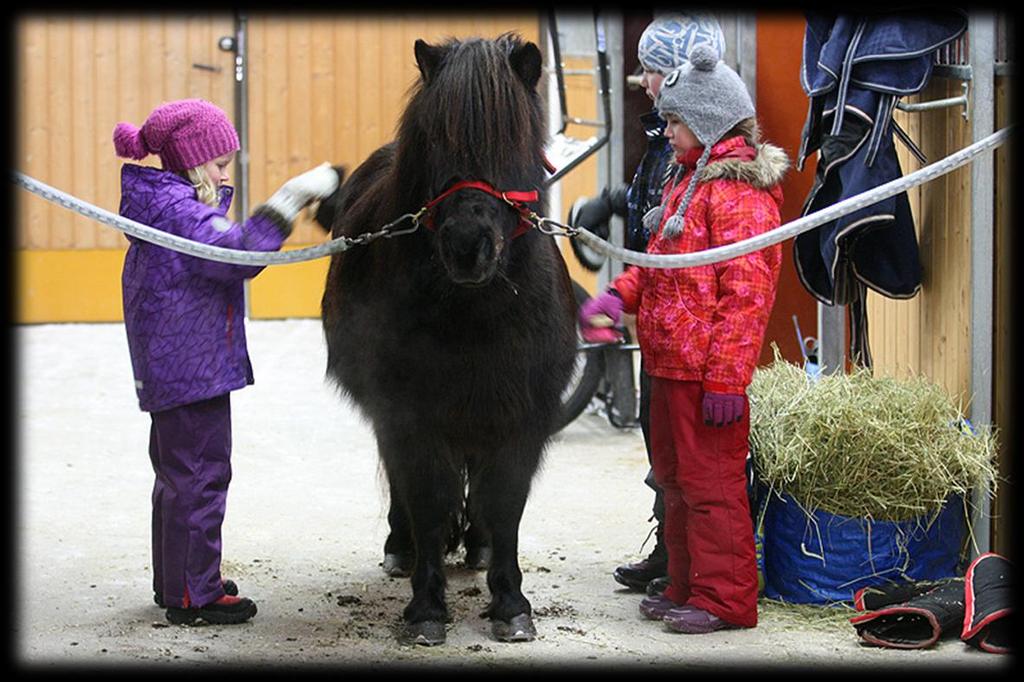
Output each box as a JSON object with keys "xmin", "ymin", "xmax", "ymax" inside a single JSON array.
[
  {"xmin": 478, "ymin": 437, "xmax": 544, "ymax": 642},
  {"xmin": 380, "ymin": 433, "xmax": 458, "ymax": 646}
]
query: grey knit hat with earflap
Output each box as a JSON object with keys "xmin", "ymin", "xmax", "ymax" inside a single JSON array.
[{"xmin": 645, "ymin": 43, "xmax": 756, "ymax": 239}]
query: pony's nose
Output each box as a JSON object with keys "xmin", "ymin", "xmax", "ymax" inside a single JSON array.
[{"xmin": 439, "ymin": 221, "xmax": 497, "ymax": 284}]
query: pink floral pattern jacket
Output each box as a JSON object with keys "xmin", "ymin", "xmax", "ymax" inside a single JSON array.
[{"xmin": 612, "ymin": 136, "xmax": 789, "ymax": 394}]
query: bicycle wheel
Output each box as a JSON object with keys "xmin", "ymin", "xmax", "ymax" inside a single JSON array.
[{"xmin": 553, "ymin": 280, "xmax": 605, "ymax": 433}]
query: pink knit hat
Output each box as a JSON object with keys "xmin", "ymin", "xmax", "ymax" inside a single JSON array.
[{"xmin": 112, "ymin": 99, "xmax": 240, "ymax": 171}]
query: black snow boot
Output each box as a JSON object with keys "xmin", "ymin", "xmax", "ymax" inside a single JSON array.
[
  {"xmin": 166, "ymin": 593, "xmax": 258, "ymax": 626},
  {"xmin": 154, "ymin": 579, "xmax": 238, "ymax": 608},
  {"xmin": 613, "ymin": 523, "xmax": 668, "ymax": 592}
]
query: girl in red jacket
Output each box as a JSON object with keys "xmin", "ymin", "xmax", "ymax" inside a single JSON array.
[{"xmin": 580, "ymin": 43, "xmax": 789, "ymax": 633}]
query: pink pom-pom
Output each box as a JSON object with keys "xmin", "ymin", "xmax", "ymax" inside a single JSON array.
[{"xmin": 112, "ymin": 122, "xmax": 148, "ymax": 159}]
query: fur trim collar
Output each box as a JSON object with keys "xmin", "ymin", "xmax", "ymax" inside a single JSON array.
[{"xmin": 697, "ymin": 142, "xmax": 790, "ymax": 188}]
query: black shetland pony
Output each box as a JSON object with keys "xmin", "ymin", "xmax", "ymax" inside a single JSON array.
[{"xmin": 318, "ymin": 34, "xmax": 576, "ymax": 645}]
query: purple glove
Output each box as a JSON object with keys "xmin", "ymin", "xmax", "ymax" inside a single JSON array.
[
  {"xmin": 702, "ymin": 391, "xmax": 745, "ymax": 427},
  {"xmin": 579, "ymin": 290, "xmax": 624, "ymax": 343}
]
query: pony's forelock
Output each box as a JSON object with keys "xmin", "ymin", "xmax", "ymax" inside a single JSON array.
[{"xmin": 397, "ymin": 34, "xmax": 545, "ymax": 191}]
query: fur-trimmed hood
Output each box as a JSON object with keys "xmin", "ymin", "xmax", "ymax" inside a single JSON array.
[{"xmin": 694, "ymin": 140, "xmax": 790, "ymax": 189}]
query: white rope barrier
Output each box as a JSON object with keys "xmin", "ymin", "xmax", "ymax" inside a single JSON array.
[
  {"xmin": 10, "ymin": 125, "xmax": 1012, "ymax": 268},
  {"xmin": 572, "ymin": 125, "xmax": 1013, "ymax": 268}
]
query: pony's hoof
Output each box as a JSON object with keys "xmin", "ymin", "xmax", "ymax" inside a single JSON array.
[
  {"xmin": 382, "ymin": 552, "xmax": 413, "ymax": 577},
  {"xmin": 404, "ymin": 620, "xmax": 447, "ymax": 646},
  {"xmin": 465, "ymin": 546, "xmax": 492, "ymax": 570},
  {"xmin": 492, "ymin": 613, "xmax": 536, "ymax": 642}
]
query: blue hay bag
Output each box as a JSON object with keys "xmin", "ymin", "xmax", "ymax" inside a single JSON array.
[{"xmin": 760, "ymin": 491, "xmax": 965, "ymax": 604}]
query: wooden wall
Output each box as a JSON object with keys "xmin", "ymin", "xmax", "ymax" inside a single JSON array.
[
  {"xmin": 16, "ymin": 14, "xmax": 236, "ymax": 322},
  {"xmin": 867, "ymin": 78, "xmax": 973, "ymax": 405},
  {"xmin": 867, "ymin": 75, "xmax": 1012, "ymax": 555},
  {"xmin": 13, "ymin": 13, "xmax": 557, "ymax": 322}
]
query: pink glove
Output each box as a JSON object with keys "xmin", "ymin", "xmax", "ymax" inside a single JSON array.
[
  {"xmin": 702, "ymin": 391, "xmax": 745, "ymax": 427},
  {"xmin": 579, "ymin": 290, "xmax": 624, "ymax": 343}
]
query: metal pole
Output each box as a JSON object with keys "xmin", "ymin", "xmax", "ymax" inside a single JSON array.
[
  {"xmin": 968, "ymin": 12, "xmax": 995, "ymax": 557},
  {"xmin": 818, "ymin": 303, "xmax": 846, "ymax": 375},
  {"xmin": 602, "ymin": 10, "xmax": 625, "ymax": 286},
  {"xmin": 233, "ymin": 12, "xmax": 249, "ymax": 223}
]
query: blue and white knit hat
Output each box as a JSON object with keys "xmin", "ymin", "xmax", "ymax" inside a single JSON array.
[{"xmin": 637, "ymin": 13, "xmax": 726, "ymax": 75}]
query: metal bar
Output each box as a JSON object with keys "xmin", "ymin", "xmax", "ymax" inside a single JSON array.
[
  {"xmin": 547, "ymin": 10, "xmax": 569, "ymax": 136},
  {"xmin": 968, "ymin": 13, "xmax": 996, "ymax": 557},
  {"xmin": 817, "ymin": 303, "xmax": 846, "ymax": 375},
  {"xmin": 564, "ymin": 116, "xmax": 605, "ymax": 127},
  {"xmin": 600, "ymin": 9, "xmax": 624, "ymax": 284},
  {"xmin": 232, "ymin": 12, "xmax": 250, "ymax": 318},
  {"xmin": 895, "ymin": 82, "xmax": 969, "ymax": 120},
  {"xmin": 933, "ymin": 64, "xmax": 974, "ymax": 81}
]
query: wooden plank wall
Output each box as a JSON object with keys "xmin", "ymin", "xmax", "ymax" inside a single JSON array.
[
  {"xmin": 16, "ymin": 14, "xmax": 237, "ymax": 249},
  {"xmin": 15, "ymin": 13, "xmax": 565, "ymax": 322},
  {"xmin": 866, "ymin": 78, "xmax": 973, "ymax": 406},
  {"xmin": 243, "ymin": 13, "xmax": 550, "ymax": 318},
  {"xmin": 868, "ymin": 74, "xmax": 1012, "ymax": 553},
  {"xmin": 15, "ymin": 14, "xmax": 237, "ymax": 322}
]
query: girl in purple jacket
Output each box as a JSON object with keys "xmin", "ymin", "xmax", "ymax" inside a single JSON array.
[{"xmin": 113, "ymin": 98, "xmax": 339, "ymax": 625}]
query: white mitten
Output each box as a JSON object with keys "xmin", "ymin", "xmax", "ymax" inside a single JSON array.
[{"xmin": 260, "ymin": 162, "xmax": 341, "ymax": 224}]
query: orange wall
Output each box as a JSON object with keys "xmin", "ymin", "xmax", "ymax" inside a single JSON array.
[{"xmin": 755, "ymin": 13, "xmax": 820, "ymax": 366}]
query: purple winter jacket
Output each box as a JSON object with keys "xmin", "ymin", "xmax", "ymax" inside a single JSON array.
[{"xmin": 119, "ymin": 164, "xmax": 291, "ymax": 413}]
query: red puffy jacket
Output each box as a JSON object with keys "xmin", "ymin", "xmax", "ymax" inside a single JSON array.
[{"xmin": 613, "ymin": 136, "xmax": 789, "ymax": 395}]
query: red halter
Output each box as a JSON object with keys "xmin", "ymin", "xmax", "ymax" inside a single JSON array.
[{"xmin": 420, "ymin": 180, "xmax": 539, "ymax": 240}]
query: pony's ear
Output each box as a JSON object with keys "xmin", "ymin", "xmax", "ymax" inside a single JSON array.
[
  {"xmin": 414, "ymin": 39, "xmax": 445, "ymax": 83},
  {"xmin": 509, "ymin": 41, "xmax": 542, "ymax": 90}
]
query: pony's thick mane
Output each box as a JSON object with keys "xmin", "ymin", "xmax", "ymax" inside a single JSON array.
[{"xmin": 395, "ymin": 33, "xmax": 545, "ymax": 190}]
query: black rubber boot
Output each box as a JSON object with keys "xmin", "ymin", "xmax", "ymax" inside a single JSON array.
[
  {"xmin": 613, "ymin": 524, "xmax": 668, "ymax": 592},
  {"xmin": 166, "ymin": 594, "xmax": 258, "ymax": 626},
  {"xmin": 154, "ymin": 579, "xmax": 238, "ymax": 608}
]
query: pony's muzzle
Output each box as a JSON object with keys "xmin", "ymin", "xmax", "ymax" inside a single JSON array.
[{"xmin": 438, "ymin": 220, "xmax": 500, "ymax": 286}]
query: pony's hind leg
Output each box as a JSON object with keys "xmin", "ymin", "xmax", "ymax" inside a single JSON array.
[{"xmin": 477, "ymin": 439, "xmax": 543, "ymax": 642}]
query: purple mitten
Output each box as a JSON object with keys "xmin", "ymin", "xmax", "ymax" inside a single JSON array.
[
  {"xmin": 579, "ymin": 290, "xmax": 624, "ymax": 343},
  {"xmin": 701, "ymin": 391, "xmax": 745, "ymax": 427}
]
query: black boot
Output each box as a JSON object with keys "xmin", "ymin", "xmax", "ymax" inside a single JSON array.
[
  {"xmin": 166, "ymin": 594, "xmax": 258, "ymax": 626},
  {"xmin": 646, "ymin": 576, "xmax": 671, "ymax": 596},
  {"xmin": 154, "ymin": 579, "xmax": 238, "ymax": 608},
  {"xmin": 613, "ymin": 524, "xmax": 667, "ymax": 592}
]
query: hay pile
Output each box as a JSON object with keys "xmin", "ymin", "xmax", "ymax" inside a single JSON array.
[{"xmin": 748, "ymin": 347, "xmax": 998, "ymax": 521}]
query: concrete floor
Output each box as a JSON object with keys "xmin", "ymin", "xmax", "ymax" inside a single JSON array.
[{"xmin": 14, "ymin": 319, "xmax": 1010, "ymax": 672}]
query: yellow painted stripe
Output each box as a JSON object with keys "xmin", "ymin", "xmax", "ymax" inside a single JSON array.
[
  {"xmin": 16, "ymin": 249, "xmax": 126, "ymax": 324},
  {"xmin": 16, "ymin": 247, "xmax": 330, "ymax": 324},
  {"xmin": 248, "ymin": 245, "xmax": 329, "ymax": 320}
]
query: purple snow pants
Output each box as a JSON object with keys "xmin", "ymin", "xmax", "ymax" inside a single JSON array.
[{"xmin": 148, "ymin": 393, "xmax": 232, "ymax": 608}]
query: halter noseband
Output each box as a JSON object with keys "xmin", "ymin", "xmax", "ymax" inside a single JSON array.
[{"xmin": 420, "ymin": 180, "xmax": 540, "ymax": 240}]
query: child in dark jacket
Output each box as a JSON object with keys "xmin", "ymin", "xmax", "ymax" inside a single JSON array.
[
  {"xmin": 114, "ymin": 98, "xmax": 340, "ymax": 625},
  {"xmin": 580, "ymin": 45, "xmax": 789, "ymax": 633}
]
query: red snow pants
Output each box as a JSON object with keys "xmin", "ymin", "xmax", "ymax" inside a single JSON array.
[{"xmin": 648, "ymin": 377, "xmax": 758, "ymax": 628}]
